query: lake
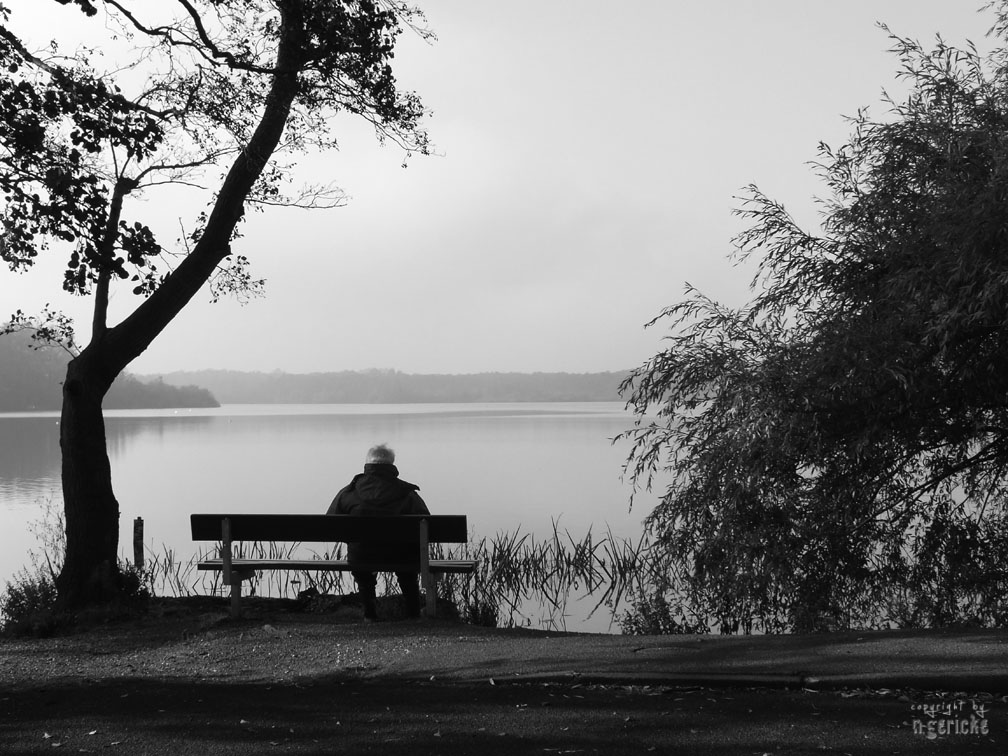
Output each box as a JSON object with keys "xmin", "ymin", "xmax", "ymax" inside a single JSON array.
[{"xmin": 0, "ymin": 402, "xmax": 648, "ymax": 629}]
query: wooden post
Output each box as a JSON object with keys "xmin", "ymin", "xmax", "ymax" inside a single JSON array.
[
  {"xmin": 132, "ymin": 517, "xmax": 144, "ymax": 570},
  {"xmin": 419, "ymin": 517, "xmax": 436, "ymax": 618}
]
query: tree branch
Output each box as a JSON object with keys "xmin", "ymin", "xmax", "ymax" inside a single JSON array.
[
  {"xmin": 91, "ymin": 174, "xmax": 137, "ymax": 338},
  {"xmin": 104, "ymin": 0, "xmax": 280, "ymax": 74},
  {"xmin": 104, "ymin": 2, "xmax": 308, "ymax": 372}
]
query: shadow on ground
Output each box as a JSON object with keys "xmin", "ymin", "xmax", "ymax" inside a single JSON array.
[{"xmin": 2, "ymin": 674, "xmax": 1004, "ymax": 755}]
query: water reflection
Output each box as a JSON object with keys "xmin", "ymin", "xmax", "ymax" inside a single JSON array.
[{"xmin": 0, "ymin": 417, "xmax": 61, "ymax": 482}]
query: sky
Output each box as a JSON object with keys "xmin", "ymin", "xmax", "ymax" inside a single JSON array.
[{"xmin": 0, "ymin": 1, "xmax": 1000, "ymax": 375}]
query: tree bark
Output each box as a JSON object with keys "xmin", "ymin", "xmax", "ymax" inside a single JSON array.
[{"xmin": 56, "ymin": 348, "xmax": 121, "ymax": 608}]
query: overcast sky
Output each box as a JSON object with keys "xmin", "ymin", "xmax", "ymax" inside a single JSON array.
[{"xmin": 0, "ymin": 1, "xmax": 998, "ymax": 375}]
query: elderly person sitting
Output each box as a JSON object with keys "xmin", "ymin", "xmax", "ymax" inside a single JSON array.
[{"xmin": 327, "ymin": 443, "xmax": 429, "ymax": 620}]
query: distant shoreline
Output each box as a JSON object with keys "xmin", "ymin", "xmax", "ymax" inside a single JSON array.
[
  {"xmin": 1, "ymin": 399, "xmax": 627, "ymax": 417},
  {"xmin": 0, "ymin": 331, "xmax": 219, "ymax": 412},
  {"xmin": 136, "ymin": 368, "xmax": 632, "ymax": 405},
  {"xmin": 1, "ymin": 329, "xmax": 630, "ymax": 410}
]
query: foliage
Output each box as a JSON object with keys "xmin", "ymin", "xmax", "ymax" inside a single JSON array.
[
  {"xmin": 116, "ymin": 560, "xmax": 151, "ymax": 606},
  {"xmin": 0, "ymin": 1, "xmax": 428, "ymax": 302},
  {"xmin": 0, "ymin": 566, "xmax": 59, "ymax": 636},
  {"xmin": 618, "ymin": 587, "xmax": 708, "ymax": 636},
  {"xmin": 621, "ymin": 12, "xmax": 1008, "ymax": 632},
  {"xmin": 0, "ymin": 557, "xmax": 153, "ymax": 637},
  {"xmin": 1, "ymin": 497, "xmax": 151, "ymax": 636},
  {"xmin": 896, "ymin": 511, "xmax": 1008, "ymax": 628},
  {"xmin": 2, "ymin": 497, "xmax": 62, "ymax": 635}
]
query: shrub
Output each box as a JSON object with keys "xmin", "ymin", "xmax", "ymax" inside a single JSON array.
[
  {"xmin": 0, "ymin": 566, "xmax": 59, "ymax": 636},
  {"xmin": 2, "ymin": 495, "xmax": 151, "ymax": 635},
  {"xmin": 119, "ymin": 561, "xmax": 152, "ymax": 607},
  {"xmin": 618, "ymin": 587, "xmax": 707, "ymax": 636}
]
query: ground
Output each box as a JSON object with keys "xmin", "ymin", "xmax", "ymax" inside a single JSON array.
[{"xmin": 1, "ymin": 597, "xmax": 1005, "ymax": 754}]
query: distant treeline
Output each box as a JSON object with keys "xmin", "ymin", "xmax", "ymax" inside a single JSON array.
[
  {"xmin": 139, "ymin": 368, "xmax": 630, "ymax": 404},
  {"xmin": 0, "ymin": 331, "xmax": 219, "ymax": 411}
]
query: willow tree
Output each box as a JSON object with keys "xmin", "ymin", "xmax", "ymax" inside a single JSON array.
[
  {"xmin": 0, "ymin": 0, "xmax": 429, "ymax": 609},
  {"xmin": 622, "ymin": 14, "xmax": 1008, "ymax": 632}
]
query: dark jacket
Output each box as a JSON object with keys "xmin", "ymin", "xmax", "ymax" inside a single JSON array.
[{"xmin": 326, "ymin": 463, "xmax": 430, "ymax": 565}]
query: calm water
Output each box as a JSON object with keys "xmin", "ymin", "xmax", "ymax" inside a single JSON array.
[{"xmin": 0, "ymin": 402, "xmax": 645, "ymax": 627}]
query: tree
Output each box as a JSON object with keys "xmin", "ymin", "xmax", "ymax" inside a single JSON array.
[
  {"xmin": 621, "ymin": 10, "xmax": 1008, "ymax": 632},
  {"xmin": 0, "ymin": 0, "xmax": 429, "ymax": 609}
]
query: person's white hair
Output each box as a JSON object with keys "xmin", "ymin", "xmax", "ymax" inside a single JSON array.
[{"xmin": 365, "ymin": 443, "xmax": 395, "ymax": 465}]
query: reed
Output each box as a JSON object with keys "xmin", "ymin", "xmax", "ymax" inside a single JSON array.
[
  {"xmin": 141, "ymin": 521, "xmax": 651, "ymax": 630},
  {"xmin": 7, "ymin": 498, "xmax": 663, "ymax": 632},
  {"xmin": 434, "ymin": 522, "xmax": 650, "ymax": 630},
  {"xmin": 5, "ymin": 499, "xmax": 661, "ymax": 632}
]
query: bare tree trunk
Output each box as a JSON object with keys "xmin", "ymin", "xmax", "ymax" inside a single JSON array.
[{"xmin": 56, "ymin": 350, "xmax": 120, "ymax": 608}]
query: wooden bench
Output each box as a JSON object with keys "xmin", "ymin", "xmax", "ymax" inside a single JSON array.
[{"xmin": 190, "ymin": 513, "xmax": 476, "ymax": 618}]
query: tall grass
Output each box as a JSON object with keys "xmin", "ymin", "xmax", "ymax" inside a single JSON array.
[
  {"xmin": 2, "ymin": 497, "xmax": 151, "ymax": 635},
  {"xmin": 0, "ymin": 497, "xmax": 64, "ymax": 634},
  {"xmin": 433, "ymin": 522, "xmax": 653, "ymax": 630},
  {"xmin": 142, "ymin": 540, "xmax": 358, "ymax": 600},
  {"xmin": 143, "ymin": 522, "xmax": 650, "ymax": 631}
]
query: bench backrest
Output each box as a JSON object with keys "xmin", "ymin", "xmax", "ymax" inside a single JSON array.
[{"xmin": 190, "ymin": 513, "xmax": 468, "ymax": 544}]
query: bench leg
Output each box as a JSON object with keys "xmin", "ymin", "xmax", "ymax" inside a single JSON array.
[
  {"xmin": 418, "ymin": 518, "xmax": 436, "ymax": 618},
  {"xmin": 221, "ymin": 517, "xmax": 241, "ymax": 619}
]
